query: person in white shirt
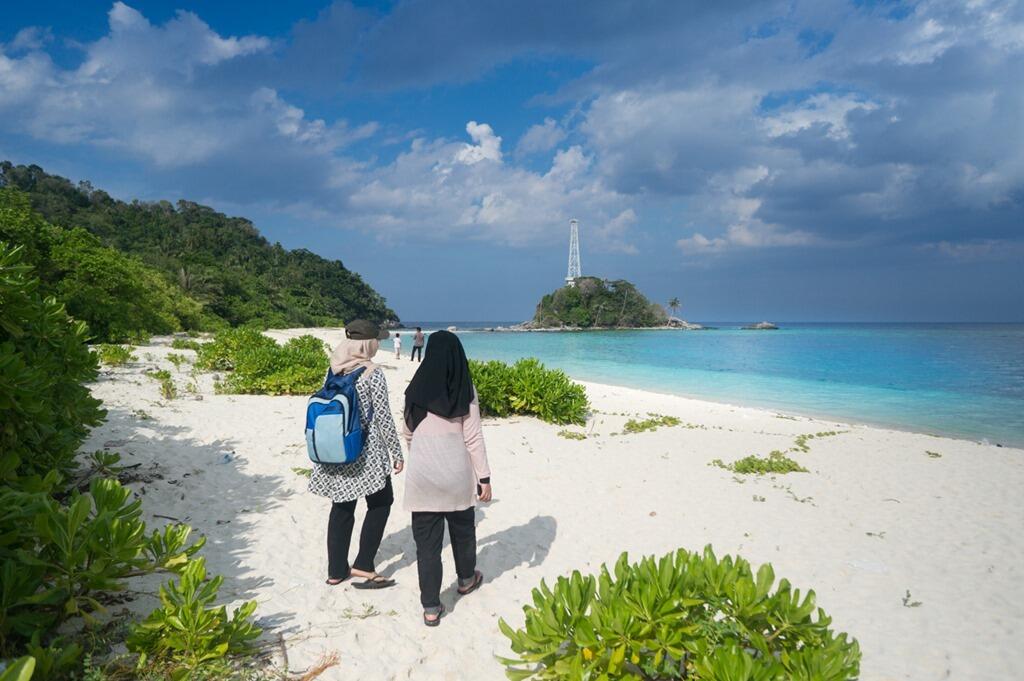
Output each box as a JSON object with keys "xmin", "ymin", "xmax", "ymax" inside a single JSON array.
[{"xmin": 393, "ymin": 333, "xmax": 402, "ymax": 359}]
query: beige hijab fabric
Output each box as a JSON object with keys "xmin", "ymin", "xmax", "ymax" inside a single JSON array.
[{"xmin": 329, "ymin": 338, "xmax": 380, "ymax": 375}]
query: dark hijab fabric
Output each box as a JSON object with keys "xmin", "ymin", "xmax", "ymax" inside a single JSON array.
[{"xmin": 404, "ymin": 330, "xmax": 473, "ymax": 432}]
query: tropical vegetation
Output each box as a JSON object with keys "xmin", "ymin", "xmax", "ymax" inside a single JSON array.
[
  {"xmin": 469, "ymin": 358, "xmax": 589, "ymax": 425},
  {"xmin": 532, "ymin": 277, "xmax": 667, "ymax": 328},
  {"xmin": 1, "ymin": 162, "xmax": 397, "ymax": 333},
  {"xmin": 196, "ymin": 327, "xmax": 328, "ymax": 395},
  {"xmin": 499, "ymin": 546, "xmax": 860, "ymax": 680},
  {"xmin": 0, "ymin": 242, "xmax": 262, "ymax": 679}
]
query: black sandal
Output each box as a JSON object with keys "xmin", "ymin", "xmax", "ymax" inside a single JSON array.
[
  {"xmin": 457, "ymin": 570, "xmax": 484, "ymax": 596},
  {"xmin": 423, "ymin": 604, "xmax": 445, "ymax": 627},
  {"xmin": 325, "ymin": 571, "xmax": 351, "ymax": 586},
  {"xmin": 352, "ymin": 574, "xmax": 396, "ymax": 590}
]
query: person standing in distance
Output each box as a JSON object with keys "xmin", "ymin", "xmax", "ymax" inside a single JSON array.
[
  {"xmin": 393, "ymin": 332, "xmax": 402, "ymax": 359},
  {"xmin": 411, "ymin": 327, "xmax": 425, "ymax": 362}
]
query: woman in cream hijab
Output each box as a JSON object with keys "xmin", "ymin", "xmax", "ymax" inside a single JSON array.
[{"xmin": 308, "ymin": 320, "xmax": 404, "ymax": 589}]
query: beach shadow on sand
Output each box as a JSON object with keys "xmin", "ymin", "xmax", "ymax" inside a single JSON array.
[
  {"xmin": 375, "ymin": 510, "xmax": 557, "ymax": 614},
  {"xmin": 86, "ymin": 404, "xmax": 299, "ymax": 636}
]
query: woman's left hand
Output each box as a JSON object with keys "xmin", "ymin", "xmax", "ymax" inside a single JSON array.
[{"xmin": 393, "ymin": 459, "xmax": 404, "ymax": 474}]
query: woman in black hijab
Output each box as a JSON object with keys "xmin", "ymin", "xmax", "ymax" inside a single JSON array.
[{"xmin": 401, "ymin": 331, "xmax": 492, "ymax": 626}]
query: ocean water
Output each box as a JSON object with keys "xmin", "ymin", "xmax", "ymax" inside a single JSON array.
[{"xmin": 398, "ymin": 323, "xmax": 1024, "ymax": 447}]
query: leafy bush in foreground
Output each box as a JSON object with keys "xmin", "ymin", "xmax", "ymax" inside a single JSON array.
[
  {"xmin": 0, "ymin": 242, "xmax": 262, "ymax": 679},
  {"xmin": 197, "ymin": 327, "xmax": 327, "ymax": 395},
  {"xmin": 128, "ymin": 558, "xmax": 261, "ymax": 679},
  {"xmin": 499, "ymin": 546, "xmax": 860, "ymax": 680},
  {"xmin": 469, "ymin": 358, "xmax": 589, "ymax": 425}
]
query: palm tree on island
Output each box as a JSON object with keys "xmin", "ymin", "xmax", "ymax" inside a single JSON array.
[{"xmin": 668, "ymin": 297, "xmax": 681, "ymax": 319}]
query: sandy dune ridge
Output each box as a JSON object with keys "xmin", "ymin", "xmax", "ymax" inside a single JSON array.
[{"xmin": 83, "ymin": 329, "xmax": 1024, "ymax": 680}]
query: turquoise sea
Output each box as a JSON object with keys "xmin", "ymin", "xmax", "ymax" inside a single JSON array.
[{"xmin": 398, "ymin": 323, "xmax": 1024, "ymax": 447}]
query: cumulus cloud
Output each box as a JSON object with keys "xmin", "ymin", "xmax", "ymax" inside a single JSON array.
[
  {"xmin": 516, "ymin": 117, "xmax": 567, "ymax": 156},
  {"xmin": 454, "ymin": 121, "xmax": 503, "ymax": 164},
  {"xmin": 347, "ymin": 128, "xmax": 632, "ymax": 248}
]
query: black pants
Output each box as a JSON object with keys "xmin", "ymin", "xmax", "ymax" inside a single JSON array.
[
  {"xmin": 411, "ymin": 507, "xmax": 476, "ymax": 608},
  {"xmin": 411, "ymin": 345, "xmax": 423, "ymax": 361},
  {"xmin": 327, "ymin": 477, "xmax": 393, "ymax": 579}
]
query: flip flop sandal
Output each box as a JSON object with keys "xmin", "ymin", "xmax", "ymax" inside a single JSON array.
[
  {"xmin": 352, "ymin": 575, "xmax": 396, "ymax": 590},
  {"xmin": 423, "ymin": 604, "xmax": 445, "ymax": 627},
  {"xmin": 325, "ymin": 570, "xmax": 351, "ymax": 586},
  {"xmin": 457, "ymin": 570, "xmax": 484, "ymax": 596}
]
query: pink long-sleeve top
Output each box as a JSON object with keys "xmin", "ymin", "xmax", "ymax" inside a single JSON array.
[{"xmin": 402, "ymin": 391, "xmax": 491, "ymax": 512}]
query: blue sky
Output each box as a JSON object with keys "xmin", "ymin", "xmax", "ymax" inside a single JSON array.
[{"xmin": 2, "ymin": 0, "xmax": 1022, "ymax": 322}]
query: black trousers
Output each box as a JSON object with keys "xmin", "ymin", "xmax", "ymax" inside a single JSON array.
[
  {"xmin": 410, "ymin": 345, "xmax": 423, "ymax": 361},
  {"xmin": 411, "ymin": 507, "xmax": 476, "ymax": 608},
  {"xmin": 327, "ymin": 477, "xmax": 393, "ymax": 579}
]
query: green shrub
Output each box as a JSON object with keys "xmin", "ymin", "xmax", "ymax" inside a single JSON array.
[
  {"xmin": 499, "ymin": 546, "xmax": 860, "ymax": 680},
  {"xmin": 167, "ymin": 353, "xmax": 189, "ymax": 370},
  {"xmin": 712, "ymin": 450, "xmax": 808, "ymax": 475},
  {"xmin": 0, "ymin": 241, "xmax": 259, "ymax": 678},
  {"xmin": 170, "ymin": 338, "xmax": 203, "ymax": 351},
  {"xmin": 94, "ymin": 344, "xmax": 136, "ymax": 366},
  {"xmin": 558, "ymin": 430, "xmax": 587, "ymax": 440},
  {"xmin": 146, "ymin": 369, "xmax": 172, "ymax": 381},
  {"xmin": 469, "ymin": 358, "xmax": 588, "ymax": 425},
  {"xmin": 0, "ymin": 242, "xmax": 104, "ymax": 486},
  {"xmin": 196, "ymin": 328, "xmax": 327, "ymax": 395},
  {"xmin": 160, "ymin": 378, "xmax": 178, "ymax": 400},
  {"xmin": 127, "ymin": 558, "xmax": 261, "ymax": 678},
  {"xmin": 622, "ymin": 414, "xmax": 681, "ymax": 434}
]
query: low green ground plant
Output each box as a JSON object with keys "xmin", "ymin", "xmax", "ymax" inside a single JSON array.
[
  {"xmin": 196, "ymin": 328, "xmax": 327, "ymax": 395},
  {"xmin": 712, "ymin": 450, "xmax": 808, "ymax": 475},
  {"xmin": 469, "ymin": 358, "xmax": 588, "ymax": 425},
  {"xmin": 499, "ymin": 546, "xmax": 860, "ymax": 680},
  {"xmin": 94, "ymin": 344, "xmax": 136, "ymax": 366},
  {"xmin": 622, "ymin": 413, "xmax": 681, "ymax": 434},
  {"xmin": 791, "ymin": 431, "xmax": 842, "ymax": 453},
  {"xmin": 159, "ymin": 378, "xmax": 178, "ymax": 400},
  {"xmin": 166, "ymin": 353, "xmax": 189, "ymax": 370},
  {"xmin": 557, "ymin": 430, "xmax": 587, "ymax": 440},
  {"xmin": 170, "ymin": 338, "xmax": 203, "ymax": 351}
]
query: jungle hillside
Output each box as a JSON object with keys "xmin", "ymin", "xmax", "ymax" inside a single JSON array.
[{"xmin": 0, "ymin": 162, "xmax": 397, "ymax": 339}]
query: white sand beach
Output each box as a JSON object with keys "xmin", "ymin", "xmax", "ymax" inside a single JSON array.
[{"xmin": 84, "ymin": 330, "xmax": 1024, "ymax": 680}]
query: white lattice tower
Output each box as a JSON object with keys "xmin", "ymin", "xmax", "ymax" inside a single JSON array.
[{"xmin": 565, "ymin": 218, "xmax": 581, "ymax": 285}]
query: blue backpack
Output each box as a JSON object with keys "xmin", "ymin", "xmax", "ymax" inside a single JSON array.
[{"xmin": 305, "ymin": 367, "xmax": 373, "ymax": 464}]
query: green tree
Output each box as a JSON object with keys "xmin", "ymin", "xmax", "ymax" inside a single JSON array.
[{"xmin": 668, "ymin": 296, "xmax": 681, "ymax": 318}]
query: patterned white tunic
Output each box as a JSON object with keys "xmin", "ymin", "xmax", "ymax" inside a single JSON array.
[{"xmin": 308, "ymin": 368, "xmax": 403, "ymax": 502}]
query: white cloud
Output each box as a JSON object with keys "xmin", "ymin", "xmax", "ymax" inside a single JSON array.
[
  {"xmin": 454, "ymin": 121, "xmax": 503, "ymax": 164},
  {"xmin": 516, "ymin": 117, "xmax": 566, "ymax": 156},
  {"xmin": 348, "ymin": 125, "xmax": 632, "ymax": 248},
  {"xmin": 762, "ymin": 93, "xmax": 878, "ymax": 141},
  {"xmin": 4, "ymin": 27, "xmax": 53, "ymax": 53}
]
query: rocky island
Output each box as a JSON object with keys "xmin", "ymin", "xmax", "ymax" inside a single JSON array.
[{"xmin": 528, "ymin": 277, "xmax": 686, "ymax": 329}]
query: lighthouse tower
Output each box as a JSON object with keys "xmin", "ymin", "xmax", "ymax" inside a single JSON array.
[{"xmin": 565, "ymin": 219, "xmax": 581, "ymax": 286}]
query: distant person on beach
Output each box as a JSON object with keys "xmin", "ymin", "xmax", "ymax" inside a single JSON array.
[
  {"xmin": 308, "ymin": 319, "xmax": 403, "ymax": 590},
  {"xmin": 402, "ymin": 330, "xmax": 491, "ymax": 626},
  {"xmin": 411, "ymin": 327, "xmax": 425, "ymax": 362},
  {"xmin": 394, "ymin": 333, "xmax": 402, "ymax": 359}
]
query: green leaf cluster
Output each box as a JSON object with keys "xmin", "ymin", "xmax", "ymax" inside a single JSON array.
[
  {"xmin": 197, "ymin": 328, "xmax": 327, "ymax": 395},
  {"xmin": 622, "ymin": 414, "xmax": 682, "ymax": 434},
  {"xmin": 2, "ymin": 162, "xmax": 397, "ymax": 329},
  {"xmin": 94, "ymin": 344, "xmax": 136, "ymax": 367},
  {"xmin": 533, "ymin": 277, "xmax": 668, "ymax": 329},
  {"xmin": 127, "ymin": 558, "xmax": 261, "ymax": 679},
  {"xmin": 712, "ymin": 451, "xmax": 808, "ymax": 475},
  {"xmin": 169, "ymin": 338, "xmax": 203, "ymax": 351},
  {"xmin": 499, "ymin": 546, "xmax": 860, "ymax": 680},
  {"xmin": 469, "ymin": 358, "xmax": 589, "ymax": 425}
]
